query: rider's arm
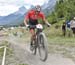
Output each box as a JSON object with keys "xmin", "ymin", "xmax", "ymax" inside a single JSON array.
[
  {"xmin": 24, "ymin": 12, "xmax": 30, "ymax": 26},
  {"xmin": 43, "ymin": 18, "xmax": 51, "ymax": 26},
  {"xmin": 24, "ymin": 18, "xmax": 28, "ymax": 26},
  {"xmin": 41, "ymin": 13, "xmax": 51, "ymax": 27}
]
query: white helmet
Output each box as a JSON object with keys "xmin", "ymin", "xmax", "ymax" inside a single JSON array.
[{"xmin": 35, "ymin": 5, "xmax": 41, "ymax": 12}]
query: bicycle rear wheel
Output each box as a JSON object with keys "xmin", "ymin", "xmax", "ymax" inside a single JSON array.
[{"xmin": 38, "ymin": 33, "xmax": 48, "ymax": 61}]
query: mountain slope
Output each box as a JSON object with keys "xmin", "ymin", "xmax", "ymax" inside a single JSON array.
[
  {"xmin": 0, "ymin": 6, "xmax": 27, "ymax": 26},
  {"xmin": 42, "ymin": 0, "xmax": 57, "ymax": 15}
]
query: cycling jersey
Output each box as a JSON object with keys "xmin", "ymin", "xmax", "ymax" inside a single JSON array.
[{"xmin": 25, "ymin": 10, "xmax": 45, "ymax": 25}]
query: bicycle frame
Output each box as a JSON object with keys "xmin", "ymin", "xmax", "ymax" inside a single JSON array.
[
  {"xmin": 34, "ymin": 24, "xmax": 43, "ymax": 47},
  {"xmin": 28, "ymin": 24, "xmax": 43, "ymax": 47}
]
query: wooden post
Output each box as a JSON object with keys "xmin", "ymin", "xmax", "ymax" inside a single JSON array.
[{"xmin": 1, "ymin": 47, "xmax": 7, "ymax": 65}]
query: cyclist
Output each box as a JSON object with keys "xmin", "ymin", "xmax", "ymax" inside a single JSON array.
[
  {"xmin": 70, "ymin": 17, "xmax": 75, "ymax": 37},
  {"xmin": 24, "ymin": 5, "xmax": 50, "ymax": 50}
]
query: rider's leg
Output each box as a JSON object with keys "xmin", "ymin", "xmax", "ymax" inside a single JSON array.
[{"xmin": 30, "ymin": 29, "xmax": 36, "ymax": 45}]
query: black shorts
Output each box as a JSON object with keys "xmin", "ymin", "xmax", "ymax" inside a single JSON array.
[
  {"xmin": 71, "ymin": 28, "xmax": 75, "ymax": 34},
  {"xmin": 29, "ymin": 19, "xmax": 38, "ymax": 29}
]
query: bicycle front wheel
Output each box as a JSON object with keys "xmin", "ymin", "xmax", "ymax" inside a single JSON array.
[
  {"xmin": 38, "ymin": 33, "xmax": 48, "ymax": 61},
  {"xmin": 30, "ymin": 40, "xmax": 37, "ymax": 55}
]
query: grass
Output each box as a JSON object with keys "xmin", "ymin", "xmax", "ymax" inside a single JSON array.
[
  {"xmin": 0, "ymin": 48, "xmax": 4, "ymax": 57},
  {"xmin": 0, "ymin": 40, "xmax": 13, "ymax": 58},
  {"xmin": 44, "ymin": 24, "xmax": 75, "ymax": 47},
  {"xmin": 0, "ymin": 41, "xmax": 9, "ymax": 46},
  {"xmin": 48, "ymin": 37, "xmax": 75, "ymax": 47},
  {"xmin": 8, "ymin": 27, "xmax": 30, "ymax": 43},
  {"xmin": 0, "ymin": 41, "xmax": 8, "ymax": 57}
]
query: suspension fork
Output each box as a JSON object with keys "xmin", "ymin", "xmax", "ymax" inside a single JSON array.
[{"xmin": 36, "ymin": 29, "xmax": 43, "ymax": 47}]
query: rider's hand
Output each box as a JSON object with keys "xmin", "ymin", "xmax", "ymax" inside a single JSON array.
[
  {"xmin": 47, "ymin": 23, "xmax": 51, "ymax": 27},
  {"xmin": 26, "ymin": 24, "xmax": 29, "ymax": 28},
  {"xmin": 25, "ymin": 24, "xmax": 29, "ymax": 30}
]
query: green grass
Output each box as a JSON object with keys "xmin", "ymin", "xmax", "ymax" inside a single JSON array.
[
  {"xmin": 0, "ymin": 41, "xmax": 8, "ymax": 57},
  {"xmin": 0, "ymin": 41, "xmax": 9, "ymax": 46},
  {"xmin": 48, "ymin": 37, "xmax": 75, "ymax": 47},
  {"xmin": 0, "ymin": 48, "xmax": 4, "ymax": 57},
  {"xmin": 44, "ymin": 24, "xmax": 75, "ymax": 47},
  {"xmin": 0, "ymin": 41, "xmax": 13, "ymax": 58}
]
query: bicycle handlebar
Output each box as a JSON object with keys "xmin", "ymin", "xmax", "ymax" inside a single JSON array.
[{"xmin": 28, "ymin": 25, "xmax": 36, "ymax": 28}]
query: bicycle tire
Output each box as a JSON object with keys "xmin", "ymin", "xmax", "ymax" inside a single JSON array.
[{"xmin": 38, "ymin": 32, "xmax": 48, "ymax": 61}]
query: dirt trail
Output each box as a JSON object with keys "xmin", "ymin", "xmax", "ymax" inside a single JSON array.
[{"xmin": 5, "ymin": 35, "xmax": 75, "ymax": 65}]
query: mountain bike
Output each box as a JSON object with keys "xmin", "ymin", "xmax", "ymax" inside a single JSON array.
[{"xmin": 28, "ymin": 24, "xmax": 48, "ymax": 61}]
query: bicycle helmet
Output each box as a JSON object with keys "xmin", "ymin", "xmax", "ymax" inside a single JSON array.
[{"xmin": 35, "ymin": 5, "xmax": 41, "ymax": 12}]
